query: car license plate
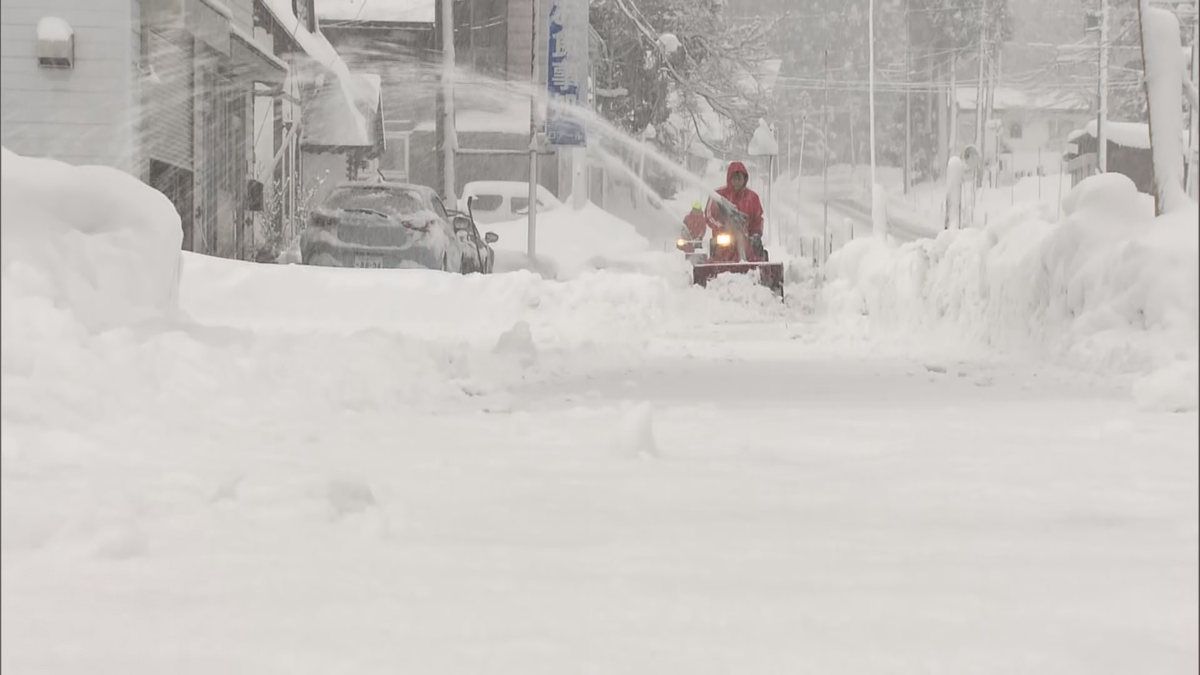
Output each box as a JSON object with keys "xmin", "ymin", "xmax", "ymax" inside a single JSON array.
[{"xmin": 354, "ymin": 255, "xmax": 383, "ymax": 269}]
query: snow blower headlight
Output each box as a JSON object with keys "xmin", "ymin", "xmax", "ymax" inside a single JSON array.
[
  {"xmin": 676, "ymin": 238, "xmax": 687, "ymax": 248},
  {"xmin": 715, "ymin": 233, "xmax": 733, "ymax": 247}
]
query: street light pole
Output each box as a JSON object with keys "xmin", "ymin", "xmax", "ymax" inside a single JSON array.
[
  {"xmin": 442, "ymin": 0, "xmax": 457, "ymax": 205},
  {"xmin": 528, "ymin": 0, "xmax": 541, "ymax": 259},
  {"xmin": 975, "ymin": 0, "xmax": 988, "ymax": 150},
  {"xmin": 869, "ymin": 0, "xmax": 884, "ymax": 240},
  {"xmin": 822, "ymin": 49, "xmax": 829, "ymax": 245},
  {"xmin": 1098, "ymin": 0, "xmax": 1109, "ymax": 173},
  {"xmin": 904, "ymin": 0, "xmax": 912, "ymax": 194},
  {"xmin": 1187, "ymin": 0, "xmax": 1199, "ymax": 196}
]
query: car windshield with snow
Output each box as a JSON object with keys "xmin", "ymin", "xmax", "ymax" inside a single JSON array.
[
  {"xmin": 300, "ymin": 182, "xmax": 464, "ymax": 273},
  {"xmin": 323, "ymin": 185, "xmax": 427, "ymax": 219}
]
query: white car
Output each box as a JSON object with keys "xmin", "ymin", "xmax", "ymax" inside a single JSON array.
[{"xmin": 459, "ymin": 181, "xmax": 563, "ymax": 225}]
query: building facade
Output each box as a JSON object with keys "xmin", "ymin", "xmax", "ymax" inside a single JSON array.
[
  {"xmin": 319, "ymin": 0, "xmax": 568, "ymax": 203},
  {"xmin": 0, "ymin": 0, "xmax": 381, "ymax": 261}
]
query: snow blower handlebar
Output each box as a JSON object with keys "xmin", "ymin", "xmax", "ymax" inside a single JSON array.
[{"xmin": 705, "ymin": 194, "xmax": 752, "ymax": 262}]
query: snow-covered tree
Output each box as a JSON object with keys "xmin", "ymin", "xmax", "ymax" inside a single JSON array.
[
  {"xmin": 1137, "ymin": 0, "xmax": 1190, "ymax": 215},
  {"xmin": 589, "ymin": 0, "xmax": 776, "ymax": 159},
  {"xmin": 755, "ymin": 0, "xmax": 1010, "ymax": 181}
]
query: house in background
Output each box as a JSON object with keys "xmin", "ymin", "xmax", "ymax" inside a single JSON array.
[
  {"xmin": 1063, "ymin": 121, "xmax": 1155, "ymax": 194},
  {"xmin": 955, "ymin": 86, "xmax": 1091, "ymax": 180},
  {"xmin": 315, "ymin": 4, "xmax": 436, "ymax": 186},
  {"xmin": 318, "ymin": 0, "xmax": 565, "ymax": 200},
  {"xmin": 254, "ymin": 0, "xmax": 384, "ymax": 252},
  {"xmin": 0, "ymin": 0, "xmax": 381, "ymax": 261}
]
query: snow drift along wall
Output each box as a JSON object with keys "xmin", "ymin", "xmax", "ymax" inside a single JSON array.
[
  {"xmin": 1, "ymin": 148, "xmax": 183, "ymax": 332},
  {"xmin": 821, "ymin": 173, "xmax": 1199, "ymax": 412}
]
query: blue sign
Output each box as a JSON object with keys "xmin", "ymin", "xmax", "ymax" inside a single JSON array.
[{"xmin": 546, "ymin": 0, "xmax": 586, "ymax": 147}]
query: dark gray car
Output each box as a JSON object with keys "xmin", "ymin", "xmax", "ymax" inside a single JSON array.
[
  {"xmin": 301, "ymin": 182, "xmax": 464, "ymax": 272},
  {"xmin": 448, "ymin": 200, "xmax": 500, "ymax": 274}
]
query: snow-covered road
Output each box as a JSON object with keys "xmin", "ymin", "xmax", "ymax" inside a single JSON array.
[{"xmin": 3, "ymin": 256, "xmax": 1196, "ymax": 674}]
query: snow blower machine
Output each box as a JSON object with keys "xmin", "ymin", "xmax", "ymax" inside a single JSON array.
[{"xmin": 678, "ymin": 198, "xmax": 785, "ymax": 299}]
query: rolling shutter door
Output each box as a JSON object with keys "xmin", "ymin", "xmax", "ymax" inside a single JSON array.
[{"xmin": 145, "ymin": 31, "xmax": 193, "ymax": 170}]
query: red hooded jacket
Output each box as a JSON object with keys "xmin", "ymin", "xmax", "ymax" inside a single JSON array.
[
  {"xmin": 682, "ymin": 209, "xmax": 708, "ymax": 240},
  {"xmin": 705, "ymin": 161, "xmax": 764, "ymax": 237}
]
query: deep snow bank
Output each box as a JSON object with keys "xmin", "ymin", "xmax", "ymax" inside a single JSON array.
[
  {"xmin": 1, "ymin": 148, "xmax": 183, "ymax": 331},
  {"xmin": 180, "ymin": 251, "xmax": 793, "ymax": 350},
  {"xmin": 822, "ymin": 174, "xmax": 1198, "ymax": 411},
  {"xmin": 482, "ymin": 202, "xmax": 666, "ymax": 279}
]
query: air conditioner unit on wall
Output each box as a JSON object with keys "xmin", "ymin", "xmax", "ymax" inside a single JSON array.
[{"xmin": 36, "ymin": 16, "xmax": 74, "ymax": 69}]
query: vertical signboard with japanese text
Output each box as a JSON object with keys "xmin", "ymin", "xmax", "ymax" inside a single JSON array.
[{"xmin": 546, "ymin": 0, "xmax": 587, "ymax": 146}]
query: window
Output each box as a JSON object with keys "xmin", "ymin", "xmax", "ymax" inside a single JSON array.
[
  {"xmin": 471, "ymin": 195, "xmax": 503, "ymax": 212},
  {"xmin": 1009, "ymin": 122, "xmax": 1023, "ymax": 139},
  {"xmin": 381, "ymin": 132, "xmax": 409, "ymax": 180},
  {"xmin": 511, "ymin": 197, "xmax": 545, "ymax": 214},
  {"xmin": 325, "ymin": 187, "xmax": 424, "ymax": 217},
  {"xmin": 295, "ymin": 0, "xmax": 315, "ymax": 32}
]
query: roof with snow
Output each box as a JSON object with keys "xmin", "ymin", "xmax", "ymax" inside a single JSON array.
[
  {"xmin": 315, "ymin": 0, "xmax": 434, "ymax": 23},
  {"xmin": 1084, "ymin": 119, "xmax": 1150, "ymax": 150},
  {"xmin": 261, "ymin": 0, "xmax": 377, "ymax": 148},
  {"xmin": 1073, "ymin": 120, "xmax": 1191, "ymax": 151},
  {"xmin": 956, "ymin": 86, "xmax": 1091, "ymax": 113}
]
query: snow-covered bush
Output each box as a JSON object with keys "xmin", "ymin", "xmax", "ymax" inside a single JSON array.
[
  {"xmin": 1, "ymin": 148, "xmax": 183, "ymax": 331},
  {"xmin": 822, "ymin": 173, "xmax": 1198, "ymax": 411}
]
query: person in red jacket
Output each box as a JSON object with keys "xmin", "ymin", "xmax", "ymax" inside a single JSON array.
[
  {"xmin": 705, "ymin": 161, "xmax": 766, "ymax": 262},
  {"xmin": 675, "ymin": 202, "xmax": 708, "ymax": 254},
  {"xmin": 682, "ymin": 202, "xmax": 708, "ymax": 240}
]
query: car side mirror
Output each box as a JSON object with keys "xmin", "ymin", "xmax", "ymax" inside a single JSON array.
[
  {"xmin": 484, "ymin": 232, "xmax": 499, "ymax": 244},
  {"xmin": 453, "ymin": 216, "xmax": 472, "ymax": 232}
]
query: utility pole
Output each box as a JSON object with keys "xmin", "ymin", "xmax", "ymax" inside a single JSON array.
[
  {"xmin": 787, "ymin": 115, "xmax": 793, "ymax": 180},
  {"xmin": 975, "ymin": 0, "xmax": 987, "ymax": 150},
  {"xmin": 798, "ymin": 113, "xmax": 808, "ymax": 178},
  {"xmin": 528, "ymin": 0, "xmax": 541, "ymax": 259},
  {"xmin": 822, "ymin": 49, "xmax": 829, "ymax": 244},
  {"xmin": 904, "ymin": 0, "xmax": 912, "ymax": 194},
  {"xmin": 949, "ymin": 54, "xmax": 958, "ymax": 155},
  {"xmin": 987, "ymin": 47, "xmax": 999, "ymax": 182},
  {"xmin": 1188, "ymin": 0, "xmax": 1199, "ymax": 197},
  {"xmin": 869, "ymin": 0, "xmax": 883, "ymax": 240},
  {"xmin": 434, "ymin": 0, "xmax": 445, "ymax": 197},
  {"xmin": 442, "ymin": 0, "xmax": 457, "ymax": 205},
  {"xmin": 1098, "ymin": 0, "xmax": 1109, "ymax": 173}
]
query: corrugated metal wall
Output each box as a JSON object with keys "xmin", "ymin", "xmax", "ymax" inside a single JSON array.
[{"xmin": 144, "ymin": 31, "xmax": 193, "ymax": 171}]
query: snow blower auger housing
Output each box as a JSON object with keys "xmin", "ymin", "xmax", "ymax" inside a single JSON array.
[{"xmin": 688, "ymin": 200, "xmax": 785, "ymax": 299}]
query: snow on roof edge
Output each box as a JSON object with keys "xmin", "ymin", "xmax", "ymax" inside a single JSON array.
[
  {"xmin": 230, "ymin": 25, "xmax": 288, "ymax": 73},
  {"xmin": 261, "ymin": 0, "xmax": 371, "ymax": 147},
  {"xmin": 314, "ymin": 0, "xmax": 435, "ymax": 23}
]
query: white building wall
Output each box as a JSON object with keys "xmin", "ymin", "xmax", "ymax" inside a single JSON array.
[{"xmin": 0, "ymin": 0, "xmax": 140, "ymax": 174}]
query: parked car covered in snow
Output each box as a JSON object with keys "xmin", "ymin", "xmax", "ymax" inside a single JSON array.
[
  {"xmin": 448, "ymin": 200, "xmax": 500, "ymax": 274},
  {"xmin": 301, "ymin": 182, "xmax": 464, "ymax": 272},
  {"xmin": 458, "ymin": 181, "xmax": 563, "ymax": 225}
]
